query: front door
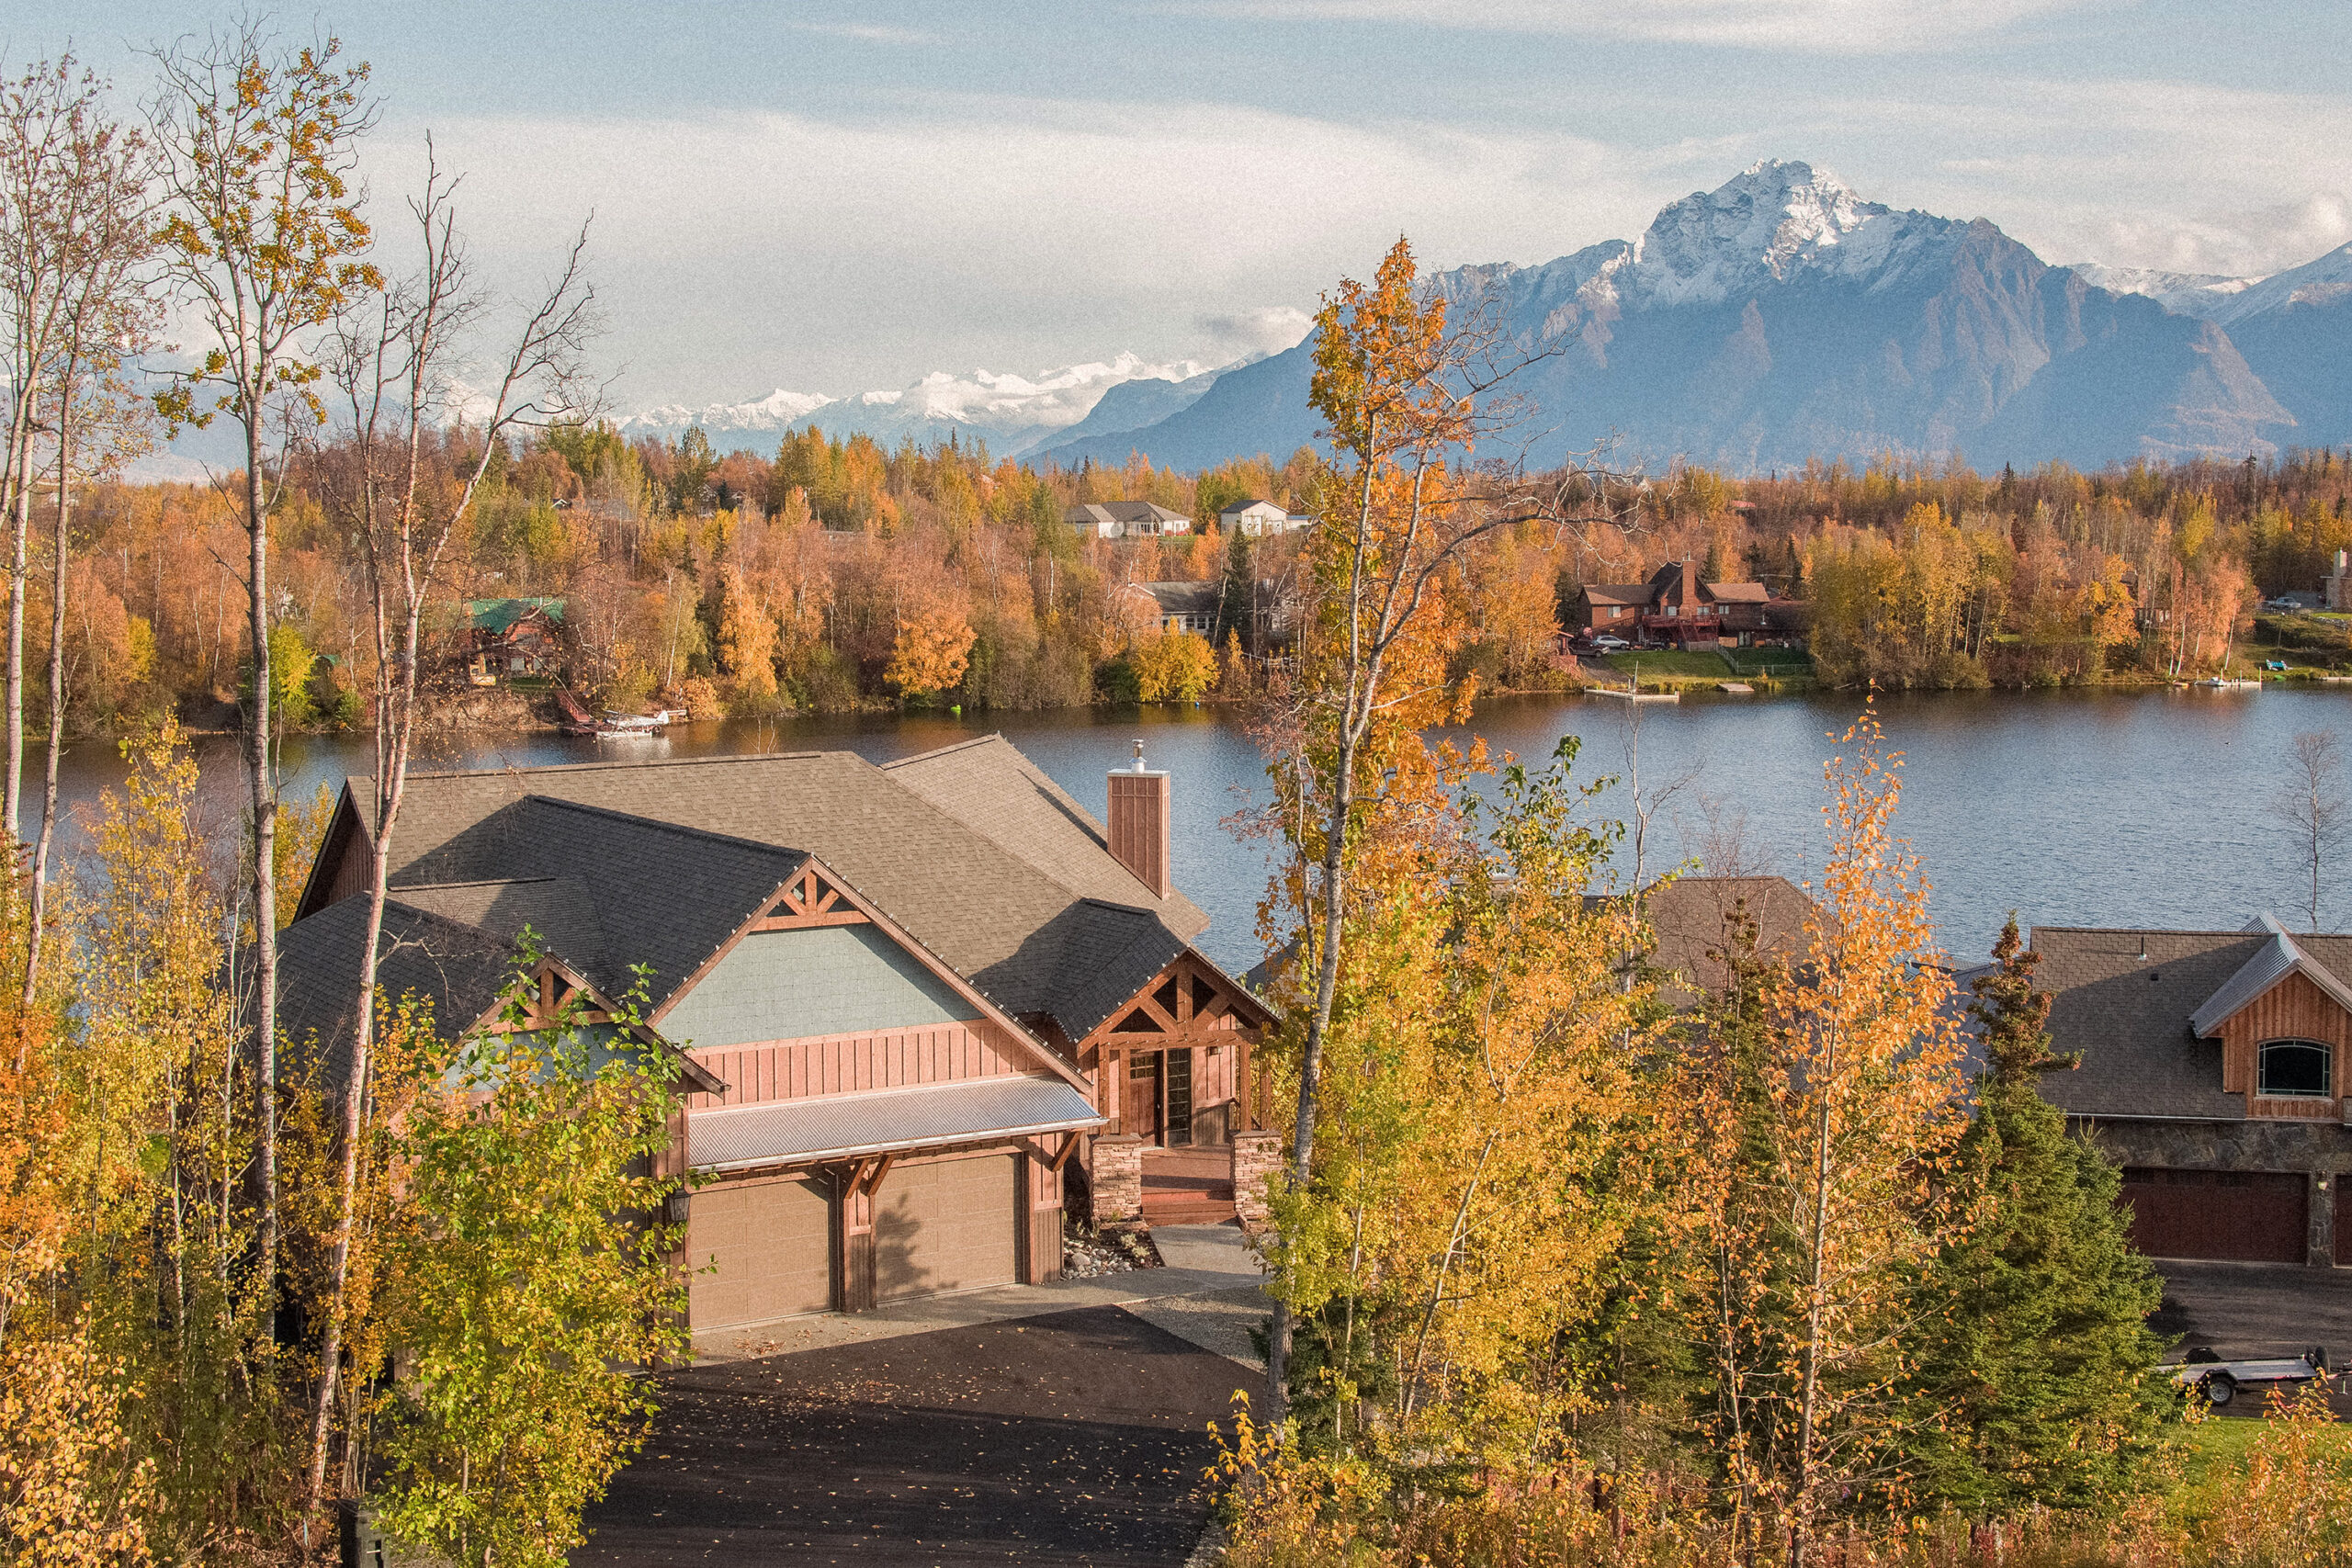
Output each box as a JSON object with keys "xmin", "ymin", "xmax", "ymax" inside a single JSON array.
[{"xmin": 1125, "ymin": 1051, "xmax": 1161, "ymax": 1141}]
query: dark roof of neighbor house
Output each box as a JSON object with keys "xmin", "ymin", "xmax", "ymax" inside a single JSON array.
[
  {"xmin": 1577, "ymin": 583, "xmax": 1654, "ymax": 606},
  {"xmin": 467, "ymin": 596, "xmax": 565, "ymax": 634},
  {"xmin": 1217, "ymin": 498, "xmax": 1282, "ymax": 516},
  {"xmin": 309, "ymin": 736, "xmax": 1222, "ymax": 1052},
  {"xmin": 1641, "ymin": 875, "xmax": 1818, "ymax": 1010},
  {"xmin": 1125, "ymin": 581, "xmax": 1225, "ymax": 616},
  {"xmin": 2031, "ymin": 921, "xmax": 2352, "ymax": 1121}
]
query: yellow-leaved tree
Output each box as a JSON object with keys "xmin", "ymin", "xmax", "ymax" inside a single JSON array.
[
  {"xmin": 1256, "ymin": 234, "xmax": 1644, "ymax": 1416},
  {"xmin": 1673, "ymin": 708, "xmax": 1972, "ymax": 1565},
  {"xmin": 1133, "ymin": 627, "xmax": 1217, "ymax": 702}
]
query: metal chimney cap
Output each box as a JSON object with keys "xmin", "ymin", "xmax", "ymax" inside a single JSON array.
[{"xmin": 1132, "ymin": 739, "xmax": 1148, "ymax": 772}]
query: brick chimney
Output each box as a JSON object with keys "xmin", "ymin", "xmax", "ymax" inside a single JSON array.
[{"xmin": 1106, "ymin": 739, "xmax": 1170, "ymax": 899}]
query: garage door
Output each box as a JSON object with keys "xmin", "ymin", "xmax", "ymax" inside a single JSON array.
[
  {"xmin": 688, "ymin": 1172, "xmax": 833, "ymax": 1328},
  {"xmin": 2118, "ymin": 1168, "xmax": 2307, "ymax": 1263},
  {"xmin": 877, "ymin": 1152, "xmax": 1016, "ymax": 1303}
]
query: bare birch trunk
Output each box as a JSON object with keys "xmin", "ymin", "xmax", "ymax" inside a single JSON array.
[
  {"xmin": 23, "ymin": 423, "xmax": 67, "ymax": 1000},
  {"xmin": 246, "ymin": 428, "xmax": 277, "ymax": 1282}
]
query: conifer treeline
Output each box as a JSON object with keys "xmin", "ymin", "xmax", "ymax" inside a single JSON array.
[{"xmin": 57, "ymin": 439, "xmax": 2352, "ymax": 733}]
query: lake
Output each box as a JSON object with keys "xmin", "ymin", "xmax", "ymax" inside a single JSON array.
[{"xmin": 25, "ymin": 685, "xmax": 2350, "ymax": 976}]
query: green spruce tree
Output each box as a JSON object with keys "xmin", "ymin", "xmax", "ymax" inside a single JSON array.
[{"xmin": 1903, "ymin": 916, "xmax": 2173, "ymax": 1514}]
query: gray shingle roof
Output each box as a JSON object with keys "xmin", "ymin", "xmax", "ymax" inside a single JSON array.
[
  {"xmin": 277, "ymin": 896, "xmax": 517, "ymax": 1081},
  {"xmin": 2188, "ymin": 914, "xmax": 2352, "ymax": 1037},
  {"xmin": 323, "ymin": 738, "xmax": 1227, "ymax": 1046},
  {"xmin": 2034, "ymin": 926, "xmax": 2287, "ymax": 1121},
  {"xmin": 689, "ymin": 1076, "xmax": 1103, "ymax": 1170}
]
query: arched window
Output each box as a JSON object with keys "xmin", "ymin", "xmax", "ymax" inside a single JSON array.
[{"xmin": 2257, "ymin": 1039, "xmax": 2334, "ymax": 1099}]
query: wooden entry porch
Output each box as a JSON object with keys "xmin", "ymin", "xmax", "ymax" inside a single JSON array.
[{"xmin": 1139, "ymin": 1145, "xmax": 1237, "ymax": 1225}]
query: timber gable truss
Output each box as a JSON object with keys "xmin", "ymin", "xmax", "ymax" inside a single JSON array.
[{"xmin": 650, "ymin": 852, "xmax": 1091, "ymax": 1096}]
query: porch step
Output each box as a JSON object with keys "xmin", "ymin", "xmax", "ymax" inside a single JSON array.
[
  {"xmin": 1139, "ymin": 1146, "xmax": 1238, "ymax": 1224},
  {"xmin": 1142, "ymin": 1199, "xmax": 1240, "ymax": 1224}
]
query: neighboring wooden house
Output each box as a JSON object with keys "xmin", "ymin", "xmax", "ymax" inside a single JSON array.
[
  {"xmin": 465, "ymin": 596, "xmax": 566, "ymax": 683},
  {"xmin": 281, "ymin": 736, "xmax": 1270, "ymax": 1337},
  {"xmin": 1066, "ymin": 501, "xmax": 1193, "ymax": 538},
  {"xmin": 2036, "ymin": 916, "xmax": 2352, "ymax": 1267},
  {"xmin": 1566, "ymin": 563, "xmax": 1792, "ymax": 649}
]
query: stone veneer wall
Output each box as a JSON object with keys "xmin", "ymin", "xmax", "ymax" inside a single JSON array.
[
  {"xmin": 2079, "ymin": 1116, "xmax": 2352, "ymax": 1266},
  {"xmin": 1091, "ymin": 1134, "xmax": 1145, "ymax": 1227},
  {"xmin": 1232, "ymin": 1129, "xmax": 1283, "ymax": 1233}
]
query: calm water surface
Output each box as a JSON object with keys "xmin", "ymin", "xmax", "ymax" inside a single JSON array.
[{"xmin": 28, "ymin": 686, "xmax": 2348, "ymax": 976}]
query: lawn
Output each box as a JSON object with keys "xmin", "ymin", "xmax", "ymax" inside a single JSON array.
[
  {"xmin": 1584, "ymin": 650, "xmax": 1736, "ymax": 679},
  {"xmin": 1582, "ymin": 648, "xmax": 1817, "ymax": 689}
]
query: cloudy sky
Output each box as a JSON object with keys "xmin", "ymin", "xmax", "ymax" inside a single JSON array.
[{"xmin": 15, "ymin": 0, "xmax": 2349, "ymax": 411}]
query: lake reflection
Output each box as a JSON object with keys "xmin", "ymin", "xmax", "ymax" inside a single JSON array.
[{"xmin": 29, "ymin": 685, "xmax": 2346, "ymax": 976}]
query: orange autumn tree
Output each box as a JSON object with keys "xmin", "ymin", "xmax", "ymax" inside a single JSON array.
[
  {"xmin": 1257, "ymin": 235, "xmax": 1644, "ymax": 1416},
  {"xmin": 1673, "ymin": 708, "xmax": 1973, "ymax": 1564},
  {"xmin": 885, "ymin": 603, "xmax": 976, "ymax": 700}
]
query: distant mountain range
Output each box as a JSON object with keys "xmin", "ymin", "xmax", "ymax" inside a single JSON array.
[
  {"xmin": 613, "ymin": 352, "xmax": 1224, "ymax": 458},
  {"xmin": 612, "ymin": 160, "xmax": 2352, "ymax": 476}
]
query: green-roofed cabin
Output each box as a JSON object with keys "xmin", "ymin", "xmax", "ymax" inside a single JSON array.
[{"xmin": 463, "ymin": 596, "xmax": 566, "ymax": 684}]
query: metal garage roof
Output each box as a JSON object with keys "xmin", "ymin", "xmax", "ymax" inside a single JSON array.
[{"xmin": 688, "ymin": 1076, "xmax": 1105, "ymax": 1173}]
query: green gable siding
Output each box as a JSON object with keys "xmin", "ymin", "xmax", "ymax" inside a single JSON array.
[{"xmin": 661, "ymin": 925, "xmax": 975, "ymax": 1049}]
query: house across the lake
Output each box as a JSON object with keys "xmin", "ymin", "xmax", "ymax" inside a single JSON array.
[
  {"xmin": 1067, "ymin": 501, "xmax": 1193, "ymax": 539},
  {"xmin": 278, "ymin": 737, "xmax": 1272, "ymax": 1343},
  {"xmin": 1217, "ymin": 498, "xmax": 1309, "ymax": 536},
  {"xmin": 1567, "ymin": 562, "xmax": 1796, "ymax": 649},
  {"xmin": 2036, "ymin": 916, "xmax": 2352, "ymax": 1267},
  {"xmin": 463, "ymin": 596, "xmax": 565, "ymax": 683}
]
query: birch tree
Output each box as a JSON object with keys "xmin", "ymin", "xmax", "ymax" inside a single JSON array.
[
  {"xmin": 22, "ymin": 73, "xmax": 158, "ymax": 995},
  {"xmin": 1259, "ymin": 236, "xmax": 1642, "ymax": 1419},
  {"xmin": 1675, "ymin": 710, "xmax": 1972, "ymax": 1563},
  {"xmin": 304, "ymin": 144, "xmax": 597, "ymax": 1509},
  {"xmin": 151, "ymin": 21, "xmax": 379, "ymax": 1283},
  {"xmin": 0, "ymin": 59, "xmax": 121, "ymax": 845}
]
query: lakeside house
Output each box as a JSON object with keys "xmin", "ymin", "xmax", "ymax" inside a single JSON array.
[
  {"xmin": 1066, "ymin": 501, "xmax": 1193, "ymax": 538},
  {"xmin": 1117, "ymin": 578, "xmax": 1303, "ymax": 652},
  {"xmin": 463, "ymin": 596, "xmax": 566, "ymax": 684},
  {"xmin": 2035, "ymin": 917, "xmax": 2352, "ymax": 1267},
  {"xmin": 1568, "ymin": 562, "xmax": 1799, "ymax": 649},
  {"xmin": 278, "ymin": 737, "xmax": 1272, "ymax": 1339}
]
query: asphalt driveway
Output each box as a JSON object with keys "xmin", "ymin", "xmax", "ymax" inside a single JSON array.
[{"xmin": 576, "ymin": 1304, "xmax": 1257, "ymax": 1566}]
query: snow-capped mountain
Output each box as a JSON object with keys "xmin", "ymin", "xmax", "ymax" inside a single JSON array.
[
  {"xmin": 1057, "ymin": 159, "xmax": 2332, "ymax": 473},
  {"xmin": 616, "ymin": 352, "xmax": 1216, "ymax": 456},
  {"xmin": 2066, "ymin": 264, "xmax": 2262, "ymax": 321}
]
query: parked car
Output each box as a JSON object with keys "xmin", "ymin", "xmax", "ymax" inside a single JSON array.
[
  {"xmin": 2173, "ymin": 1346, "xmax": 2326, "ymax": 1406},
  {"xmin": 1586, "ymin": 634, "xmax": 1630, "ymax": 652}
]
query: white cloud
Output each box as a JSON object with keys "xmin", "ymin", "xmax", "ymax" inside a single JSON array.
[
  {"xmin": 371, "ymin": 69, "xmax": 2352, "ymax": 406},
  {"xmin": 1171, "ymin": 0, "xmax": 2098, "ymax": 52},
  {"xmin": 1195, "ymin": 305, "xmax": 1314, "ymax": 358},
  {"xmin": 787, "ymin": 20, "xmax": 940, "ymax": 45},
  {"xmin": 388, "ymin": 99, "xmax": 1679, "ymax": 404}
]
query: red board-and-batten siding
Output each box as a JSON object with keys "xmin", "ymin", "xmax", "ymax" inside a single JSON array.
[
  {"xmin": 2212, "ymin": 967, "xmax": 2352, "ymax": 1119},
  {"xmin": 684, "ymin": 1017, "xmax": 1023, "ymax": 1111}
]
